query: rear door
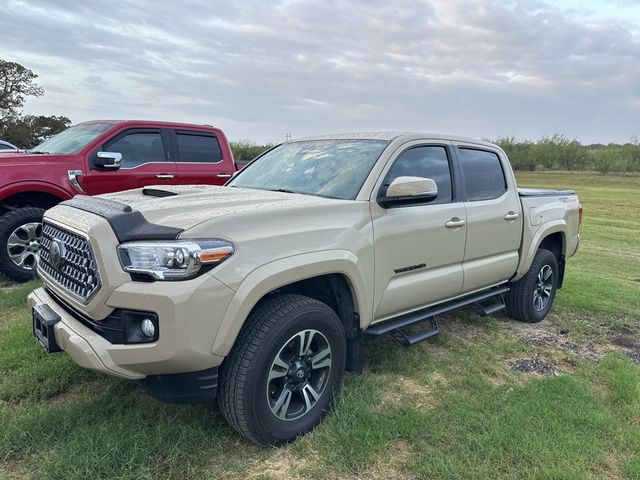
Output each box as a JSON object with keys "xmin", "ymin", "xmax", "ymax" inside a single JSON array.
[
  {"xmin": 371, "ymin": 142, "xmax": 467, "ymax": 321},
  {"xmin": 454, "ymin": 144, "xmax": 523, "ymax": 292},
  {"xmin": 171, "ymin": 129, "xmax": 232, "ymax": 185},
  {"xmin": 85, "ymin": 128, "xmax": 177, "ymax": 195}
]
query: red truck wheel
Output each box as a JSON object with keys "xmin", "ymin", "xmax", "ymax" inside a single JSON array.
[{"xmin": 0, "ymin": 207, "xmax": 45, "ymax": 282}]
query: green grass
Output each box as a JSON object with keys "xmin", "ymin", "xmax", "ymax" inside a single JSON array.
[{"xmin": 1, "ymin": 172, "xmax": 639, "ymax": 479}]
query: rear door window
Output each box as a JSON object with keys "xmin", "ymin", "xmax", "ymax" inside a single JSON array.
[
  {"xmin": 175, "ymin": 131, "xmax": 223, "ymax": 163},
  {"xmin": 458, "ymin": 148, "xmax": 507, "ymax": 201}
]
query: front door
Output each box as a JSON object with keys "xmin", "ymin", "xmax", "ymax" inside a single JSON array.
[
  {"xmin": 371, "ymin": 143, "xmax": 467, "ymax": 321},
  {"xmin": 455, "ymin": 144, "xmax": 523, "ymax": 292},
  {"xmin": 85, "ymin": 128, "xmax": 177, "ymax": 195}
]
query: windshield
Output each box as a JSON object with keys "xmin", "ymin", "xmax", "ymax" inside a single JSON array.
[
  {"xmin": 31, "ymin": 122, "xmax": 114, "ymax": 154},
  {"xmin": 228, "ymin": 139, "xmax": 388, "ymax": 200}
]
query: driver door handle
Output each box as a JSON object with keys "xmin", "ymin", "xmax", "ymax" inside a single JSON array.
[
  {"xmin": 445, "ymin": 217, "xmax": 466, "ymax": 229},
  {"xmin": 156, "ymin": 174, "xmax": 174, "ymax": 180},
  {"xmin": 504, "ymin": 211, "xmax": 519, "ymax": 221},
  {"xmin": 217, "ymin": 173, "xmax": 233, "ymax": 179}
]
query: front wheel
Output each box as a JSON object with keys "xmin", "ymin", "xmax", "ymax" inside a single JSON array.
[
  {"xmin": 219, "ymin": 294, "xmax": 346, "ymax": 446},
  {"xmin": 506, "ymin": 248, "xmax": 559, "ymax": 323},
  {"xmin": 0, "ymin": 207, "xmax": 46, "ymax": 282}
]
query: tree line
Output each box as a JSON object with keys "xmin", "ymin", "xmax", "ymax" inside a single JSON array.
[
  {"xmin": 495, "ymin": 134, "xmax": 640, "ymax": 174},
  {"xmin": 231, "ymin": 136, "xmax": 640, "ymax": 173}
]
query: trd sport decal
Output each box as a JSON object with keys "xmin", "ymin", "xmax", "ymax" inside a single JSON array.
[{"xmin": 393, "ymin": 263, "xmax": 427, "ymax": 274}]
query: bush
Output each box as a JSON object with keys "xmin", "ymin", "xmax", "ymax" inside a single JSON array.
[{"xmin": 230, "ymin": 140, "xmax": 274, "ymax": 164}]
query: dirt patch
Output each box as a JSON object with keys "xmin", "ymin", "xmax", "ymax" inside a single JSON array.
[
  {"xmin": 500, "ymin": 319, "xmax": 624, "ymax": 363},
  {"xmin": 0, "ymin": 458, "xmax": 30, "ymax": 479},
  {"xmin": 377, "ymin": 374, "xmax": 439, "ymax": 411},
  {"xmin": 626, "ymin": 350, "xmax": 640, "ymax": 364},
  {"xmin": 341, "ymin": 439, "xmax": 415, "ymax": 480},
  {"xmin": 557, "ymin": 341, "xmax": 605, "ymax": 362},
  {"xmin": 438, "ymin": 315, "xmax": 491, "ymax": 341},
  {"xmin": 509, "ymin": 356, "xmax": 557, "ymax": 376},
  {"xmin": 239, "ymin": 449, "xmax": 311, "ymax": 480}
]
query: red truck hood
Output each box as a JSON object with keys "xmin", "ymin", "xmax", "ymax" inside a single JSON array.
[{"xmin": 0, "ymin": 152, "xmax": 64, "ymax": 166}]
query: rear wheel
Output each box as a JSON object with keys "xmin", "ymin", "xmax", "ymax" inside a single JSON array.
[
  {"xmin": 506, "ymin": 248, "xmax": 559, "ymax": 323},
  {"xmin": 0, "ymin": 207, "xmax": 45, "ymax": 282},
  {"xmin": 219, "ymin": 294, "xmax": 346, "ymax": 446}
]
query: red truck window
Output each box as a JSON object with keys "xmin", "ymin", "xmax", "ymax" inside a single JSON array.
[
  {"xmin": 105, "ymin": 131, "xmax": 166, "ymax": 168},
  {"xmin": 175, "ymin": 132, "xmax": 223, "ymax": 163}
]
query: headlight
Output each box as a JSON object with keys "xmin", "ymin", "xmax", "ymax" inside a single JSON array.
[{"xmin": 117, "ymin": 240, "xmax": 234, "ymax": 280}]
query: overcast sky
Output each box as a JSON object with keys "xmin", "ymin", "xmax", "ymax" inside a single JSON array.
[{"xmin": 1, "ymin": 0, "xmax": 639, "ymax": 144}]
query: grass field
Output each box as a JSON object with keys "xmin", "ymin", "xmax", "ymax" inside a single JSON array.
[{"xmin": 1, "ymin": 171, "xmax": 639, "ymax": 479}]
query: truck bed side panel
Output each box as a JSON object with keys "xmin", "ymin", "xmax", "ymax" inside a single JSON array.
[{"xmin": 514, "ymin": 192, "xmax": 580, "ymax": 281}]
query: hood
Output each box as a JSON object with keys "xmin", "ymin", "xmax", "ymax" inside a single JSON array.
[
  {"xmin": 0, "ymin": 152, "xmax": 62, "ymax": 166},
  {"xmin": 99, "ymin": 184, "xmax": 345, "ymax": 230}
]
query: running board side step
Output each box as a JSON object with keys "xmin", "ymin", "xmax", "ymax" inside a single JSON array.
[{"xmin": 365, "ymin": 286, "xmax": 510, "ymax": 346}]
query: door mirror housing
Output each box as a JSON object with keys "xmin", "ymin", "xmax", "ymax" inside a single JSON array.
[
  {"xmin": 95, "ymin": 151, "xmax": 123, "ymax": 169},
  {"xmin": 379, "ymin": 176, "xmax": 439, "ymax": 208}
]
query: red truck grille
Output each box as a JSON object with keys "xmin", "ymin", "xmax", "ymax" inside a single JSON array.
[{"xmin": 38, "ymin": 221, "xmax": 101, "ymax": 304}]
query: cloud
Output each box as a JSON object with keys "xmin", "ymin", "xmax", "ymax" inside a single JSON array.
[{"xmin": 0, "ymin": 0, "xmax": 638, "ymax": 143}]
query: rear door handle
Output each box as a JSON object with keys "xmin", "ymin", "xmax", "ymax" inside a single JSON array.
[
  {"xmin": 156, "ymin": 174, "xmax": 174, "ymax": 180},
  {"xmin": 445, "ymin": 217, "xmax": 466, "ymax": 229},
  {"xmin": 504, "ymin": 211, "xmax": 519, "ymax": 221},
  {"xmin": 216, "ymin": 173, "xmax": 233, "ymax": 179}
]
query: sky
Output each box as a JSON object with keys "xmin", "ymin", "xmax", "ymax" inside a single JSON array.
[{"xmin": 1, "ymin": 0, "xmax": 639, "ymax": 144}]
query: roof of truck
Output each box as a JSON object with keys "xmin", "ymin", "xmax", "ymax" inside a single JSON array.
[
  {"xmin": 296, "ymin": 132, "xmax": 498, "ymax": 148},
  {"xmin": 76, "ymin": 119, "xmax": 222, "ymax": 131}
]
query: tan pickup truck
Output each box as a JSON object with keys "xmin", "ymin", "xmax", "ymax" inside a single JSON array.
[{"xmin": 28, "ymin": 133, "xmax": 581, "ymax": 445}]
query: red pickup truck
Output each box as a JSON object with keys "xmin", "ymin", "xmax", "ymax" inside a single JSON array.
[{"xmin": 0, "ymin": 120, "xmax": 238, "ymax": 282}]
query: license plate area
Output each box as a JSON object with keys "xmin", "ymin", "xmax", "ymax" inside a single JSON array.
[{"xmin": 32, "ymin": 304, "xmax": 62, "ymax": 353}]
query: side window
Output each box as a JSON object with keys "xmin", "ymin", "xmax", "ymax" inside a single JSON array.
[
  {"xmin": 104, "ymin": 130, "xmax": 165, "ymax": 168},
  {"xmin": 382, "ymin": 146, "xmax": 453, "ymax": 205},
  {"xmin": 458, "ymin": 148, "xmax": 507, "ymax": 201},
  {"xmin": 175, "ymin": 131, "xmax": 223, "ymax": 163}
]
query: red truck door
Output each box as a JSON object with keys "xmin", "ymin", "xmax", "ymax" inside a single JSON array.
[
  {"xmin": 171, "ymin": 129, "xmax": 234, "ymax": 185},
  {"xmin": 85, "ymin": 128, "xmax": 177, "ymax": 195}
]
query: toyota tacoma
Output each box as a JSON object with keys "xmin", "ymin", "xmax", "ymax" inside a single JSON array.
[{"xmin": 28, "ymin": 133, "xmax": 581, "ymax": 445}]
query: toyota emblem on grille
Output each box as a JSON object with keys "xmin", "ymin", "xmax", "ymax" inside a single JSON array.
[{"xmin": 49, "ymin": 238, "xmax": 67, "ymax": 270}]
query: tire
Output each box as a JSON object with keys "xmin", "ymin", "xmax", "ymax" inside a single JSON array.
[
  {"xmin": 0, "ymin": 207, "xmax": 45, "ymax": 282},
  {"xmin": 506, "ymin": 248, "xmax": 559, "ymax": 323},
  {"xmin": 219, "ymin": 293, "xmax": 346, "ymax": 446}
]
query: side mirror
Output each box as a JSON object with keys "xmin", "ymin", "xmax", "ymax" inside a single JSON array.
[
  {"xmin": 379, "ymin": 176, "xmax": 438, "ymax": 208},
  {"xmin": 95, "ymin": 151, "xmax": 123, "ymax": 169}
]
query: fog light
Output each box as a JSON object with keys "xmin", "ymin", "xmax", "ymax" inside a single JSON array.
[{"xmin": 141, "ymin": 318, "xmax": 155, "ymax": 338}]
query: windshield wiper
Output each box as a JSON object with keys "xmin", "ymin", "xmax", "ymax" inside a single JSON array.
[{"xmin": 29, "ymin": 150, "xmax": 50, "ymax": 154}]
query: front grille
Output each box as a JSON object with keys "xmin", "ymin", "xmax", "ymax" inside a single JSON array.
[{"xmin": 39, "ymin": 221, "xmax": 101, "ymax": 303}]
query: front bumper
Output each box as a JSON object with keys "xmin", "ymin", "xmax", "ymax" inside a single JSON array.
[
  {"xmin": 28, "ymin": 287, "xmax": 141, "ymax": 378},
  {"xmin": 28, "ymin": 270, "xmax": 236, "ymax": 380}
]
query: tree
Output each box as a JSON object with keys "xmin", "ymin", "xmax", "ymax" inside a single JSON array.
[
  {"xmin": 0, "ymin": 114, "xmax": 71, "ymax": 149},
  {"xmin": 0, "ymin": 60, "xmax": 44, "ymax": 118}
]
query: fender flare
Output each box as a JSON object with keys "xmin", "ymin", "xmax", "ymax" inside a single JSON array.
[
  {"xmin": 211, "ymin": 250, "xmax": 370, "ymax": 357},
  {"xmin": 514, "ymin": 220, "xmax": 567, "ymax": 280},
  {"xmin": 0, "ymin": 181, "xmax": 71, "ymax": 204}
]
